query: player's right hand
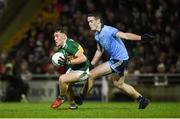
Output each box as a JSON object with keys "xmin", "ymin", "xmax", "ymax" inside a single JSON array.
[{"xmin": 58, "ymin": 56, "xmax": 71, "ymax": 66}]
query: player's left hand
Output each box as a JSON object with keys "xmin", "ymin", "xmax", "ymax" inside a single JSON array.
[
  {"xmin": 141, "ymin": 33, "xmax": 154, "ymax": 41},
  {"xmin": 58, "ymin": 56, "xmax": 71, "ymax": 66}
]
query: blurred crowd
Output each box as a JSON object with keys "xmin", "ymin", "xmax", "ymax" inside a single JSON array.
[{"xmin": 0, "ymin": 0, "xmax": 180, "ymax": 80}]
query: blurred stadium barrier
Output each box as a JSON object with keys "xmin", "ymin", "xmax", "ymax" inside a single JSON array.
[{"xmin": 0, "ymin": 73, "xmax": 180, "ymax": 102}]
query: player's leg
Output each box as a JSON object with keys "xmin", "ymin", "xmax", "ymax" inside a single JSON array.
[
  {"xmin": 110, "ymin": 59, "xmax": 150, "ymax": 109},
  {"xmin": 51, "ymin": 81, "xmax": 67, "ymax": 109},
  {"xmin": 80, "ymin": 62, "xmax": 112, "ymax": 99},
  {"xmin": 112, "ymin": 72, "xmax": 142, "ymax": 98},
  {"xmin": 112, "ymin": 73, "xmax": 149, "ymax": 109},
  {"xmin": 66, "ymin": 85, "xmax": 78, "ymax": 110},
  {"xmin": 66, "ymin": 85, "xmax": 75, "ymax": 103},
  {"xmin": 51, "ymin": 72, "xmax": 81, "ymax": 109},
  {"xmin": 59, "ymin": 72, "xmax": 82, "ymax": 97},
  {"xmin": 80, "ymin": 79, "xmax": 89, "ymax": 100}
]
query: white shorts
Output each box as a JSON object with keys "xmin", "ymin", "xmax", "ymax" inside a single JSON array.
[{"xmin": 66, "ymin": 68, "xmax": 89, "ymax": 81}]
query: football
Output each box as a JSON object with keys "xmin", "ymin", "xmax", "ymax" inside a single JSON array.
[{"xmin": 51, "ymin": 52, "xmax": 65, "ymax": 66}]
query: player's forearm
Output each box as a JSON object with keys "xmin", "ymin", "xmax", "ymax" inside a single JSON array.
[
  {"xmin": 91, "ymin": 50, "xmax": 102, "ymax": 65},
  {"xmin": 71, "ymin": 55, "xmax": 87, "ymax": 65},
  {"xmin": 124, "ymin": 33, "xmax": 141, "ymax": 40}
]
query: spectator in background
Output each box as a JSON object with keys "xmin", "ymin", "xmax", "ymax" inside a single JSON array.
[
  {"xmin": 42, "ymin": 3, "xmax": 59, "ymax": 23},
  {"xmin": 13, "ymin": 58, "xmax": 30, "ymax": 102},
  {"xmin": 176, "ymin": 56, "xmax": 180, "ymax": 72},
  {"xmin": 45, "ymin": 64, "xmax": 58, "ymax": 80},
  {"xmin": 19, "ymin": 59, "xmax": 32, "ymax": 82},
  {"xmin": 53, "ymin": 0, "xmax": 63, "ymax": 14},
  {"xmin": 1, "ymin": 63, "xmax": 14, "ymax": 101},
  {"xmin": 1, "ymin": 62, "xmax": 27, "ymax": 102},
  {"xmin": 0, "ymin": 52, "xmax": 7, "ymax": 74},
  {"xmin": 157, "ymin": 63, "xmax": 166, "ymax": 73},
  {"xmin": 1, "ymin": 58, "xmax": 29, "ymax": 102}
]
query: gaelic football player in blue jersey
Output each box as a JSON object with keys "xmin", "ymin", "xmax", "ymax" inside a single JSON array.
[{"xmin": 76, "ymin": 13, "xmax": 153, "ymax": 109}]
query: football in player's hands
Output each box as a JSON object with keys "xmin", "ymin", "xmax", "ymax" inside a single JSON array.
[{"xmin": 51, "ymin": 52, "xmax": 65, "ymax": 67}]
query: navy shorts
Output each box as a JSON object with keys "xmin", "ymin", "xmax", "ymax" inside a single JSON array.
[{"xmin": 108, "ymin": 59, "xmax": 128, "ymax": 76}]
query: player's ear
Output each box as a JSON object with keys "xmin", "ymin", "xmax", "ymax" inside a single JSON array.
[
  {"xmin": 97, "ymin": 19, "xmax": 101, "ymax": 24},
  {"xmin": 62, "ymin": 33, "xmax": 67, "ymax": 39}
]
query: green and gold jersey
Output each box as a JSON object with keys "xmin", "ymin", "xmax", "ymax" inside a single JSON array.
[{"xmin": 58, "ymin": 38, "xmax": 89, "ymax": 71}]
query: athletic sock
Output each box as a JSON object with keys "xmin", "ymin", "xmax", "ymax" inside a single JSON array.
[
  {"xmin": 137, "ymin": 96, "xmax": 145, "ymax": 102},
  {"xmin": 58, "ymin": 96, "xmax": 66, "ymax": 101}
]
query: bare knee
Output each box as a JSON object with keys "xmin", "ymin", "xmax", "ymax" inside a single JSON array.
[
  {"xmin": 89, "ymin": 71, "xmax": 96, "ymax": 80},
  {"xmin": 113, "ymin": 80, "xmax": 124, "ymax": 90},
  {"xmin": 59, "ymin": 75, "xmax": 65, "ymax": 83},
  {"xmin": 89, "ymin": 70, "xmax": 98, "ymax": 80}
]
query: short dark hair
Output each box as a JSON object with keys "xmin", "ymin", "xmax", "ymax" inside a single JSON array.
[
  {"xmin": 54, "ymin": 25, "xmax": 64, "ymax": 33},
  {"xmin": 88, "ymin": 12, "xmax": 103, "ymax": 22}
]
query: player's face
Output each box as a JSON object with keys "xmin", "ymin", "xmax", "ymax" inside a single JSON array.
[
  {"xmin": 87, "ymin": 16, "xmax": 99, "ymax": 31},
  {"xmin": 54, "ymin": 31, "xmax": 66, "ymax": 47}
]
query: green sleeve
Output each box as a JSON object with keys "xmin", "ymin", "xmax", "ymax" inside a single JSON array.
[{"xmin": 66, "ymin": 39, "xmax": 79, "ymax": 55}]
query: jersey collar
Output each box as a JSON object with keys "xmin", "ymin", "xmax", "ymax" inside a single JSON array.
[
  {"xmin": 97, "ymin": 24, "xmax": 104, "ymax": 33},
  {"xmin": 62, "ymin": 37, "xmax": 67, "ymax": 48}
]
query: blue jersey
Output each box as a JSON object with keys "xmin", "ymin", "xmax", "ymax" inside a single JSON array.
[{"xmin": 94, "ymin": 25, "xmax": 129, "ymax": 60}]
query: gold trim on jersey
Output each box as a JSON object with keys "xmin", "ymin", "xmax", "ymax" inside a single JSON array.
[{"xmin": 78, "ymin": 45, "xmax": 84, "ymax": 53}]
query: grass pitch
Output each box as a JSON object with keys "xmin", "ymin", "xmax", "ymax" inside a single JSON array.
[{"xmin": 0, "ymin": 101, "xmax": 179, "ymax": 118}]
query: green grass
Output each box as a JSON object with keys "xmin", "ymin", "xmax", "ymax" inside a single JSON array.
[{"xmin": 0, "ymin": 102, "xmax": 179, "ymax": 118}]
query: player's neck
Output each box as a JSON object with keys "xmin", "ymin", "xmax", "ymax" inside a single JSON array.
[
  {"xmin": 62, "ymin": 36, "xmax": 67, "ymax": 48},
  {"xmin": 97, "ymin": 23, "xmax": 102, "ymax": 32}
]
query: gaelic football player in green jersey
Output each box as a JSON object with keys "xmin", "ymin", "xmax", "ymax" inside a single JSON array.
[{"xmin": 51, "ymin": 26, "xmax": 89, "ymax": 110}]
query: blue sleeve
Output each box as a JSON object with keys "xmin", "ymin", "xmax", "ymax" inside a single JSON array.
[{"xmin": 109, "ymin": 26, "xmax": 119, "ymax": 37}]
